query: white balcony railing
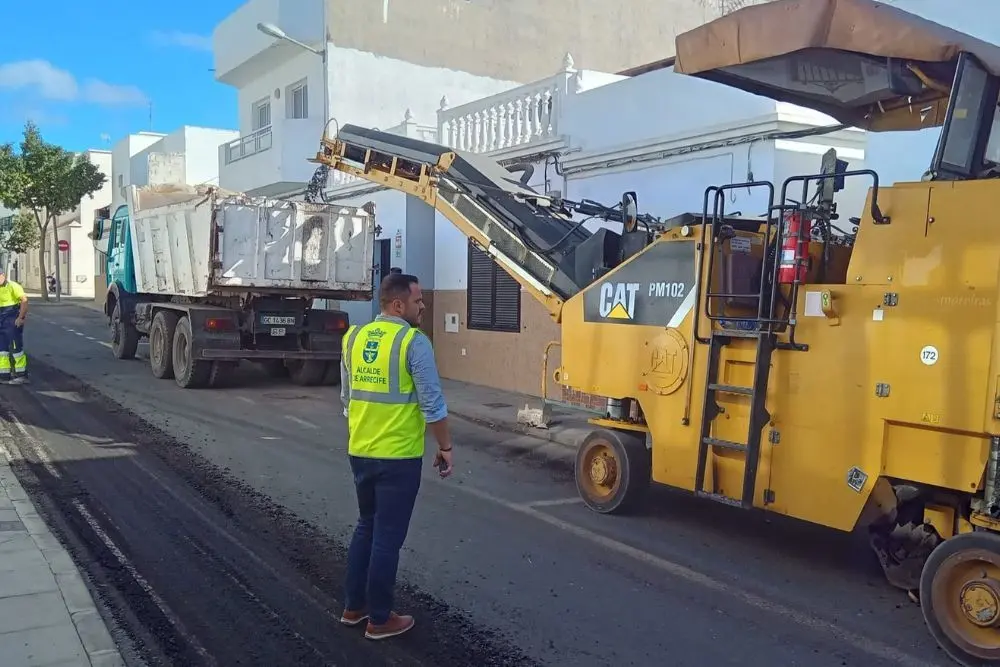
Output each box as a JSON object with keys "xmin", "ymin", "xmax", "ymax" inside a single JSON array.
[
  {"xmin": 224, "ymin": 126, "xmax": 273, "ymax": 164},
  {"xmin": 438, "ymin": 53, "xmax": 583, "ymax": 155}
]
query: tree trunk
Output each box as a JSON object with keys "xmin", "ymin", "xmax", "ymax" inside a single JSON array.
[
  {"xmin": 51, "ymin": 217, "xmax": 61, "ymax": 302},
  {"xmin": 36, "ymin": 213, "xmax": 49, "ymax": 302}
]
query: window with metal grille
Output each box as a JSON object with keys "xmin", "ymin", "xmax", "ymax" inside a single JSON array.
[{"xmin": 467, "ymin": 241, "xmax": 520, "ymax": 333}]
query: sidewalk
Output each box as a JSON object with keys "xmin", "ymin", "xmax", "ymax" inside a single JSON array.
[
  {"xmin": 0, "ymin": 453, "xmax": 123, "ymax": 666},
  {"xmin": 440, "ymin": 378, "xmax": 598, "ymax": 453}
]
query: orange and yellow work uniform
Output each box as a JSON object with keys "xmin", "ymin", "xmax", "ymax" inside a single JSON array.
[{"xmin": 0, "ymin": 280, "xmax": 27, "ymax": 381}]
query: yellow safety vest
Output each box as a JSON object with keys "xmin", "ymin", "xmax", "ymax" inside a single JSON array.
[
  {"xmin": 343, "ymin": 320, "xmax": 426, "ymax": 459},
  {"xmin": 0, "ymin": 280, "xmax": 25, "ymax": 309}
]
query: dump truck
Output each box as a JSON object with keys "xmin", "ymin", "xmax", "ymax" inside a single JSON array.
[
  {"xmin": 96, "ymin": 183, "xmax": 375, "ymax": 388},
  {"xmin": 307, "ymin": 1, "xmax": 1000, "ymax": 662}
]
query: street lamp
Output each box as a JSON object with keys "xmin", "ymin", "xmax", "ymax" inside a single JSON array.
[
  {"xmin": 256, "ymin": 22, "xmax": 324, "ymax": 56},
  {"xmin": 255, "ymin": 21, "xmax": 329, "ymax": 149}
]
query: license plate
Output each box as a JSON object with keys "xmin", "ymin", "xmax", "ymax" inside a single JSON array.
[
  {"xmin": 261, "ymin": 316, "xmax": 295, "ymax": 326},
  {"xmin": 270, "ymin": 327, "xmax": 287, "ymax": 337}
]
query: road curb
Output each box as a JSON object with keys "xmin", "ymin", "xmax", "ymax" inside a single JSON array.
[{"xmin": 448, "ymin": 407, "xmax": 591, "ymax": 452}]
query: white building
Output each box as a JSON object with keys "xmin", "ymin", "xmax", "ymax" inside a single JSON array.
[
  {"xmin": 16, "ymin": 150, "xmax": 113, "ymax": 299},
  {"xmin": 111, "ymin": 126, "xmax": 240, "ymax": 211}
]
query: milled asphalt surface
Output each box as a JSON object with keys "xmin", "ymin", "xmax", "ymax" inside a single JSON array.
[{"xmin": 0, "ymin": 300, "xmax": 958, "ymax": 666}]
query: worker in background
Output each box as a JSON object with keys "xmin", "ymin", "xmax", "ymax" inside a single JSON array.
[
  {"xmin": 0, "ymin": 271, "xmax": 28, "ymax": 383},
  {"xmin": 339, "ymin": 272, "xmax": 453, "ymax": 640}
]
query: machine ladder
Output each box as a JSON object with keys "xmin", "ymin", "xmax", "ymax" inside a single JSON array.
[
  {"xmin": 692, "ymin": 182, "xmax": 782, "ymax": 509},
  {"xmin": 693, "ymin": 328, "xmax": 775, "ymax": 509}
]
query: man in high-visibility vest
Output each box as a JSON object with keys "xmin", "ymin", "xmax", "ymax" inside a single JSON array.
[
  {"xmin": 338, "ymin": 272, "xmax": 453, "ymax": 640},
  {"xmin": 0, "ymin": 271, "xmax": 28, "ymax": 384}
]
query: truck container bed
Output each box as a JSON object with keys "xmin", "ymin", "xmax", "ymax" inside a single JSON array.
[{"xmin": 125, "ymin": 184, "xmax": 374, "ymax": 299}]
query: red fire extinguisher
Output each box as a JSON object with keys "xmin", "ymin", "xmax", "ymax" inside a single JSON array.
[{"xmin": 777, "ymin": 211, "xmax": 811, "ymax": 284}]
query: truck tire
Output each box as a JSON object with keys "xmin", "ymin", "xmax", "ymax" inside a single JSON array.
[
  {"xmin": 287, "ymin": 360, "xmax": 327, "ymax": 386},
  {"xmin": 149, "ymin": 310, "xmax": 179, "ymax": 379},
  {"xmin": 172, "ymin": 316, "xmax": 212, "ymax": 389},
  {"xmin": 110, "ymin": 300, "xmax": 140, "ymax": 360},
  {"xmin": 322, "ymin": 361, "xmax": 341, "ymax": 386},
  {"xmin": 260, "ymin": 360, "xmax": 289, "ymax": 379},
  {"xmin": 209, "ymin": 361, "xmax": 237, "ymax": 388}
]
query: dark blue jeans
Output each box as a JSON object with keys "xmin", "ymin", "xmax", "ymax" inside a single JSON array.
[{"xmin": 344, "ymin": 455, "xmax": 422, "ymax": 625}]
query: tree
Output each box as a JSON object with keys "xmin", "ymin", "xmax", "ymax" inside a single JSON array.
[
  {"xmin": 0, "ymin": 121, "xmax": 106, "ymax": 300},
  {"xmin": 1, "ymin": 211, "xmax": 40, "ymax": 256}
]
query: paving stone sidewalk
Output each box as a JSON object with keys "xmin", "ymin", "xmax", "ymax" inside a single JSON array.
[{"xmin": 0, "ymin": 453, "xmax": 123, "ymax": 667}]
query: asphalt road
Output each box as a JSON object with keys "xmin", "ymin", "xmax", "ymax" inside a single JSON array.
[{"xmin": 0, "ymin": 300, "xmax": 958, "ymax": 667}]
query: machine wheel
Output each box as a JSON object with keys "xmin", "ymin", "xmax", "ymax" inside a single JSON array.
[
  {"xmin": 287, "ymin": 360, "xmax": 327, "ymax": 386},
  {"xmin": 149, "ymin": 310, "xmax": 179, "ymax": 379},
  {"xmin": 110, "ymin": 300, "xmax": 139, "ymax": 360},
  {"xmin": 172, "ymin": 316, "xmax": 212, "ymax": 389},
  {"xmin": 920, "ymin": 531, "xmax": 1000, "ymax": 665},
  {"xmin": 574, "ymin": 428, "xmax": 650, "ymax": 514}
]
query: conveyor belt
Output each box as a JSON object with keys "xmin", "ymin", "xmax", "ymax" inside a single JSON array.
[{"xmin": 336, "ymin": 124, "xmax": 601, "ymax": 300}]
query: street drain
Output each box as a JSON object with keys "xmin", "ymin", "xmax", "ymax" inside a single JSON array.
[{"xmin": 482, "ymin": 402, "xmax": 512, "ymax": 409}]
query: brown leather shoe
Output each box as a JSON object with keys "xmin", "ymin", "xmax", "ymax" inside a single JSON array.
[
  {"xmin": 364, "ymin": 612, "xmax": 415, "ymax": 640},
  {"xmin": 340, "ymin": 609, "xmax": 369, "ymax": 626}
]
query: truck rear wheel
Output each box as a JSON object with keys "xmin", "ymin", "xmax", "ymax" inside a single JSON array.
[
  {"xmin": 287, "ymin": 360, "xmax": 327, "ymax": 386},
  {"xmin": 575, "ymin": 428, "xmax": 651, "ymax": 515},
  {"xmin": 172, "ymin": 316, "xmax": 212, "ymax": 389},
  {"xmin": 322, "ymin": 361, "xmax": 341, "ymax": 386},
  {"xmin": 149, "ymin": 310, "xmax": 179, "ymax": 379},
  {"xmin": 110, "ymin": 300, "xmax": 139, "ymax": 360}
]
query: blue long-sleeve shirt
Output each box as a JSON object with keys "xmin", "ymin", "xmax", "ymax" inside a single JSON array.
[{"xmin": 341, "ymin": 314, "xmax": 448, "ymax": 423}]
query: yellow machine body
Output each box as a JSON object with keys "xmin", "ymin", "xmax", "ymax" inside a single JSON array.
[{"xmin": 558, "ymin": 178, "xmax": 999, "ymax": 533}]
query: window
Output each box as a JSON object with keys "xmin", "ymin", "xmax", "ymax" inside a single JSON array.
[
  {"xmin": 467, "ymin": 242, "xmax": 521, "ymax": 333},
  {"xmin": 252, "ymin": 98, "xmax": 271, "ymax": 131},
  {"xmin": 286, "ymin": 80, "xmax": 309, "ymax": 119}
]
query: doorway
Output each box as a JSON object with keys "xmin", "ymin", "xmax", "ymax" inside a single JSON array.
[{"xmin": 372, "ymin": 238, "xmax": 392, "ymax": 319}]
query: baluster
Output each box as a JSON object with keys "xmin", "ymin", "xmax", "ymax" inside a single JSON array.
[
  {"xmin": 513, "ymin": 99, "xmax": 524, "ymax": 145},
  {"xmin": 521, "ymin": 93, "xmax": 533, "ymax": 144},
  {"xmin": 496, "ymin": 103, "xmax": 507, "ymax": 150},
  {"xmin": 533, "ymin": 91, "xmax": 545, "ymax": 138},
  {"xmin": 458, "ymin": 116, "xmax": 468, "ymax": 151},
  {"xmin": 542, "ymin": 89, "xmax": 554, "ymax": 137},
  {"xmin": 505, "ymin": 101, "xmax": 516, "ymax": 149}
]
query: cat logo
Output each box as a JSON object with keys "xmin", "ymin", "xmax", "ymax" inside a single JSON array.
[{"xmin": 599, "ymin": 282, "xmax": 640, "ymax": 320}]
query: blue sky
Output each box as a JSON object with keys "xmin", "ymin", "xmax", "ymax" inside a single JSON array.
[{"xmin": 0, "ymin": 0, "xmax": 243, "ymax": 152}]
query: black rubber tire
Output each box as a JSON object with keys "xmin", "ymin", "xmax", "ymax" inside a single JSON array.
[
  {"xmin": 575, "ymin": 428, "xmax": 651, "ymax": 515},
  {"xmin": 920, "ymin": 530, "xmax": 1000, "ymax": 666},
  {"xmin": 322, "ymin": 360, "xmax": 341, "ymax": 386},
  {"xmin": 171, "ymin": 316, "xmax": 212, "ymax": 389},
  {"xmin": 287, "ymin": 360, "xmax": 327, "ymax": 386},
  {"xmin": 149, "ymin": 310, "xmax": 179, "ymax": 379},
  {"xmin": 260, "ymin": 359, "xmax": 289, "ymax": 379},
  {"xmin": 209, "ymin": 361, "xmax": 238, "ymax": 388},
  {"xmin": 110, "ymin": 300, "xmax": 139, "ymax": 360}
]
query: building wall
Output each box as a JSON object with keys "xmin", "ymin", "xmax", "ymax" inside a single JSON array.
[
  {"xmin": 110, "ymin": 132, "xmax": 165, "ymax": 211},
  {"xmin": 326, "ymin": 0, "xmax": 732, "ymax": 81}
]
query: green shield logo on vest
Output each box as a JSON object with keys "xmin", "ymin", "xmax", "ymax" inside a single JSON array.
[{"xmin": 362, "ymin": 340, "xmax": 380, "ymax": 364}]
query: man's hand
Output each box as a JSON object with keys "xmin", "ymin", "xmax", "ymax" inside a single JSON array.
[
  {"xmin": 433, "ymin": 447, "xmax": 453, "ymax": 478},
  {"xmin": 14, "ymin": 317, "xmax": 24, "ymax": 328}
]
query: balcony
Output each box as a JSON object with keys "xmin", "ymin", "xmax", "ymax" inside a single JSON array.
[
  {"xmin": 213, "ymin": 0, "xmax": 324, "ymax": 87},
  {"xmin": 437, "ymin": 54, "xmax": 625, "ymax": 158},
  {"xmin": 218, "ymin": 117, "xmax": 324, "ymax": 196}
]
